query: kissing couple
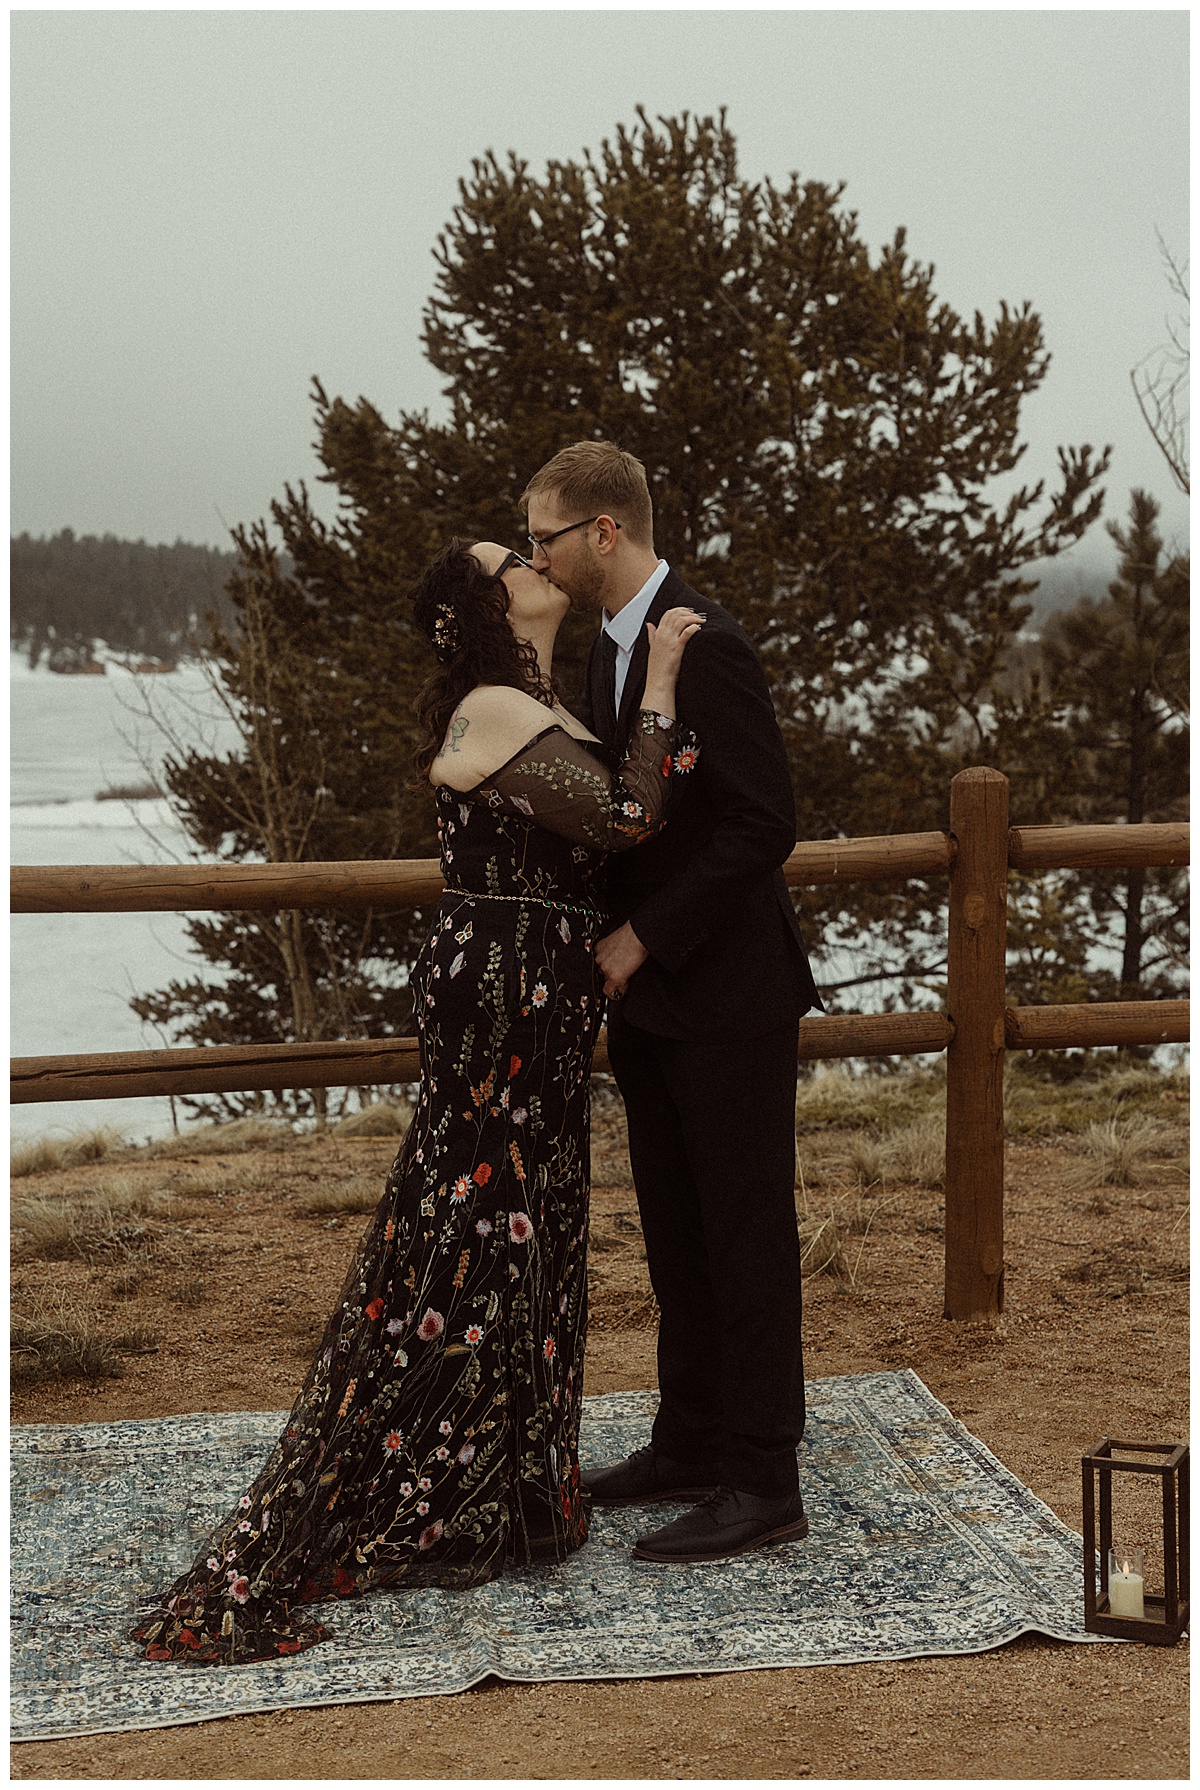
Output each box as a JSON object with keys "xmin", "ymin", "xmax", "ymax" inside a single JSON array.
[{"xmin": 133, "ymin": 439, "xmax": 823, "ymax": 1664}]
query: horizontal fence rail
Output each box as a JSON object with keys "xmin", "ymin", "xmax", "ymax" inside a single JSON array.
[
  {"xmin": 10, "ymin": 822, "xmax": 1185, "ymax": 914},
  {"xmin": 11, "ymin": 790, "xmax": 1188, "ymax": 1323},
  {"xmin": 1005, "ymin": 1000, "xmax": 1191, "ymax": 1052},
  {"xmin": 10, "ymin": 1010, "xmax": 959, "ymax": 1107}
]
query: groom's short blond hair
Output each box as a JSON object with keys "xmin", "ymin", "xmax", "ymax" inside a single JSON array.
[{"xmin": 521, "ymin": 441, "xmax": 654, "ymax": 549}]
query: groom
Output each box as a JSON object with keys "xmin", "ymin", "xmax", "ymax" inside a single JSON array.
[{"xmin": 522, "ymin": 441, "xmax": 823, "ymax": 1563}]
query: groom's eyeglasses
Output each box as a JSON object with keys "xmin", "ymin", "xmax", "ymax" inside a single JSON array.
[
  {"xmin": 494, "ymin": 550, "xmax": 533, "ymax": 579},
  {"xmin": 527, "ymin": 516, "xmax": 621, "ymax": 557}
]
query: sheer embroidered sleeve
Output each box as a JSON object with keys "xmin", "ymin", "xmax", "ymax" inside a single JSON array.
[{"xmin": 479, "ymin": 713, "xmax": 699, "ymax": 851}]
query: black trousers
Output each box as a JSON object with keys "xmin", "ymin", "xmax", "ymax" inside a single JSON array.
[{"xmin": 605, "ymin": 1008, "xmax": 806, "ymax": 1498}]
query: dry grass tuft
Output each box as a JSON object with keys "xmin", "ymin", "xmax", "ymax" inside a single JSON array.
[
  {"xmin": 11, "ymin": 1174, "xmax": 173, "ymax": 1262},
  {"xmin": 1005, "ymin": 1061, "xmax": 1189, "ymax": 1138},
  {"xmin": 886, "ymin": 1114, "xmax": 946, "ymax": 1189},
  {"xmin": 139, "ymin": 1115, "xmax": 292, "ymax": 1160},
  {"xmin": 846, "ymin": 1135, "xmax": 890, "ymax": 1189},
  {"xmin": 175, "ymin": 1161, "xmax": 277, "ymax": 1198},
  {"xmin": 11, "ymin": 1125, "xmax": 122, "ymax": 1179},
  {"xmin": 795, "ymin": 1171, "xmax": 892, "ymax": 1286},
  {"xmin": 795, "ymin": 1068, "xmax": 942, "ymax": 1135},
  {"xmin": 588, "ymin": 1288, "xmax": 659, "ymax": 1332},
  {"xmin": 300, "ymin": 1177, "xmax": 381, "ymax": 1217},
  {"xmin": 1072, "ymin": 1116, "xmax": 1168, "ymax": 1189},
  {"xmin": 10, "ymin": 1290, "xmax": 157, "ymax": 1382},
  {"xmin": 332, "ymin": 1100, "xmax": 414, "ymax": 1139}
]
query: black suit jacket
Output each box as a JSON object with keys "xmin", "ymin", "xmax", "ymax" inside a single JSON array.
[{"xmin": 582, "ymin": 568, "xmax": 823, "ymax": 1039}]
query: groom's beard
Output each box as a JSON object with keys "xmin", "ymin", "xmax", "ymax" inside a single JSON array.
[{"xmin": 549, "ymin": 554, "xmax": 607, "ymax": 614}]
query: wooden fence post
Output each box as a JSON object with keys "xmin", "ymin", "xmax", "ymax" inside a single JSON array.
[{"xmin": 944, "ymin": 767, "xmax": 1009, "ymax": 1320}]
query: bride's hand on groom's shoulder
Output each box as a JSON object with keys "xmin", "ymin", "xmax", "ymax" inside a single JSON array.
[{"xmin": 646, "ymin": 607, "xmax": 705, "ymax": 675}]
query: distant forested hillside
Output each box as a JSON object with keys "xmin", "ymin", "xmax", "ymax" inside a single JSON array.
[{"xmin": 11, "ymin": 531, "xmax": 238, "ymax": 668}]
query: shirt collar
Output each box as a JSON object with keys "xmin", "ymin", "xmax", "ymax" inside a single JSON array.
[{"xmin": 602, "ymin": 560, "xmax": 670, "ymax": 652}]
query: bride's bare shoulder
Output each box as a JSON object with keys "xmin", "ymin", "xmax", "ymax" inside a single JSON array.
[{"xmin": 429, "ymin": 685, "xmax": 561, "ymax": 790}]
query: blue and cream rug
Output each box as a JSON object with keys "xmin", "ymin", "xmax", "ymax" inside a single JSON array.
[{"xmin": 12, "ymin": 1370, "xmax": 1101, "ymax": 1742}]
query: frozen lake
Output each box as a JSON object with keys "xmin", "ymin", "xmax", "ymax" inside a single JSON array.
[{"xmin": 11, "ymin": 651, "xmax": 241, "ymax": 1143}]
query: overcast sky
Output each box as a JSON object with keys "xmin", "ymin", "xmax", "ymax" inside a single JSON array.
[{"xmin": 11, "ymin": 9, "xmax": 1190, "ymax": 574}]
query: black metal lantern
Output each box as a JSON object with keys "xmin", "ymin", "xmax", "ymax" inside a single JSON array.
[{"xmin": 1082, "ymin": 1438, "xmax": 1189, "ymax": 1644}]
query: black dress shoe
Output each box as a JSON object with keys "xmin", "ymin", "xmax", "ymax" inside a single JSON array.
[
  {"xmin": 580, "ymin": 1444, "xmax": 719, "ymax": 1507},
  {"xmin": 632, "ymin": 1486, "xmax": 809, "ymax": 1563}
]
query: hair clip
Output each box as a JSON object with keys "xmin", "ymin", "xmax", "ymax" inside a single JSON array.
[{"xmin": 432, "ymin": 603, "xmax": 462, "ymax": 660}]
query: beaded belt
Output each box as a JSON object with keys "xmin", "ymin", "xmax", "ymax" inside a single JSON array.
[{"xmin": 442, "ymin": 887, "xmax": 603, "ymax": 920}]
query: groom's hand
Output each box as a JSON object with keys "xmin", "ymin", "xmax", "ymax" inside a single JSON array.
[{"xmin": 596, "ymin": 922, "xmax": 649, "ymax": 1000}]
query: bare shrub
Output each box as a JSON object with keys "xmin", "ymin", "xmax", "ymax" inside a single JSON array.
[
  {"xmin": 301, "ymin": 1177, "xmax": 381, "ymax": 1216},
  {"xmin": 333, "ymin": 1100, "xmax": 414, "ymax": 1139}
]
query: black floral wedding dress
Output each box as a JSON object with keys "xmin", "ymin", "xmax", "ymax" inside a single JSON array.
[{"xmin": 132, "ymin": 710, "xmax": 692, "ymax": 1664}]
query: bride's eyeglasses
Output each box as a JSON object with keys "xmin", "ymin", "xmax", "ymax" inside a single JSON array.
[{"xmin": 494, "ymin": 550, "xmax": 533, "ymax": 579}]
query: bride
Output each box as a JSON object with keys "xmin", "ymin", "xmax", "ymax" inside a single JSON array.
[{"xmin": 131, "ymin": 538, "xmax": 703, "ymax": 1663}]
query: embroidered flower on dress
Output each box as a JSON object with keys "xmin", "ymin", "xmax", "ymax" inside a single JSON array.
[
  {"xmin": 417, "ymin": 1309, "xmax": 444, "ymax": 1342},
  {"xmin": 417, "ymin": 1500, "xmax": 430, "ymax": 1515},
  {"xmin": 439, "ymin": 1420, "xmax": 452, "ymax": 1435},
  {"xmin": 229, "ymin": 1576, "xmax": 250, "ymax": 1604},
  {"xmin": 451, "ymin": 1177, "xmax": 471, "ymax": 1203},
  {"xmin": 464, "ymin": 1324, "xmax": 484, "ymax": 1345},
  {"xmin": 509, "ymin": 1211, "xmax": 533, "ymax": 1243},
  {"xmin": 399, "ymin": 1481, "xmax": 413, "ymax": 1497},
  {"xmin": 512, "ymin": 1107, "xmax": 527, "ymax": 1125},
  {"xmin": 544, "ymin": 1336, "xmax": 556, "ymax": 1361},
  {"xmin": 458, "ymin": 1443, "xmax": 476, "ymax": 1465},
  {"xmin": 384, "ymin": 1432, "xmax": 403, "ymax": 1452},
  {"xmin": 674, "ymin": 747, "xmax": 698, "ymax": 773},
  {"xmin": 365, "ymin": 1298, "xmax": 385, "ymax": 1321},
  {"xmin": 475, "ymin": 1218, "xmax": 493, "ymax": 1237},
  {"xmin": 472, "ymin": 1163, "xmax": 492, "ymax": 1185},
  {"xmin": 386, "ymin": 1318, "xmax": 405, "ymax": 1335},
  {"xmin": 418, "ymin": 1476, "xmax": 432, "ymax": 1491},
  {"xmin": 419, "ymin": 1521, "xmax": 443, "ymax": 1550}
]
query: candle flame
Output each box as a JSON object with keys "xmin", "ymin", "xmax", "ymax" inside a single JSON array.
[{"xmin": 1121, "ymin": 1557, "xmax": 1131, "ymax": 1576}]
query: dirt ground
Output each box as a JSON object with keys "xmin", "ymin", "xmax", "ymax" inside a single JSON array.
[{"xmin": 10, "ymin": 1079, "xmax": 1190, "ymax": 1780}]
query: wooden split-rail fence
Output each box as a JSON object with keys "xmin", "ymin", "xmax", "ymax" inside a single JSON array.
[{"xmin": 11, "ymin": 768, "xmax": 1189, "ymax": 1322}]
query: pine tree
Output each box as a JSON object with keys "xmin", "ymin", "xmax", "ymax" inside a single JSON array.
[
  {"xmin": 1037, "ymin": 490, "xmax": 1188, "ymax": 999},
  {"xmin": 136, "ymin": 108, "xmax": 1114, "ymax": 1077}
]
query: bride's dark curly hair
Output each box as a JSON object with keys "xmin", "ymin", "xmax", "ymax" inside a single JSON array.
[{"xmin": 410, "ymin": 540, "xmax": 554, "ymax": 778}]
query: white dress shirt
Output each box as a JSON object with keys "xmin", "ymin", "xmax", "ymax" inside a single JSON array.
[{"xmin": 603, "ymin": 559, "xmax": 671, "ymax": 711}]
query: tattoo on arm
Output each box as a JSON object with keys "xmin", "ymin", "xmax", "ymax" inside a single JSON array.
[{"xmin": 437, "ymin": 713, "xmax": 470, "ymax": 759}]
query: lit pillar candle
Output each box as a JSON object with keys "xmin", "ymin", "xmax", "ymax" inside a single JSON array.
[{"xmin": 1107, "ymin": 1550, "xmax": 1145, "ymax": 1619}]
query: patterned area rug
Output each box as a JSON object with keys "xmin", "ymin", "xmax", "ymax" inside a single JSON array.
[{"xmin": 12, "ymin": 1369, "xmax": 1101, "ymax": 1741}]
